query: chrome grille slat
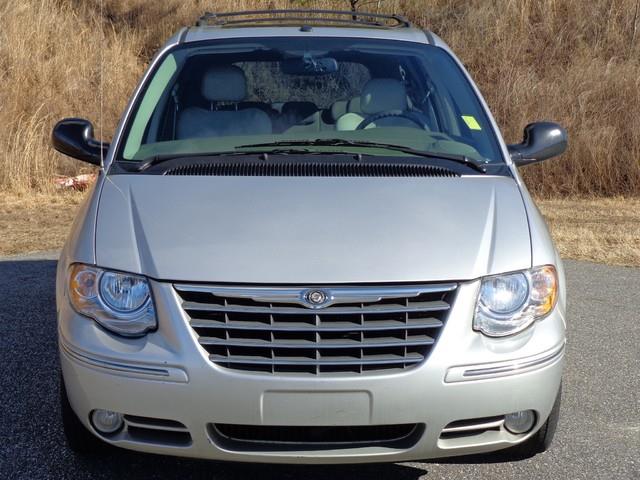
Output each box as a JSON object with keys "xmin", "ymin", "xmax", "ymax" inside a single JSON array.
[
  {"xmin": 208, "ymin": 353, "xmax": 425, "ymax": 366},
  {"xmin": 181, "ymin": 300, "xmax": 450, "ymax": 315},
  {"xmin": 189, "ymin": 318, "xmax": 444, "ymax": 331},
  {"xmin": 174, "ymin": 283, "xmax": 457, "ymax": 300},
  {"xmin": 123, "ymin": 415, "xmax": 191, "ymax": 433},
  {"xmin": 198, "ymin": 335, "xmax": 435, "ymax": 349},
  {"xmin": 441, "ymin": 417, "xmax": 505, "ymax": 434},
  {"xmin": 176, "ymin": 283, "xmax": 457, "ymax": 375}
]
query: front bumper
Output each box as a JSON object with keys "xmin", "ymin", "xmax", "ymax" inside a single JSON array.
[{"xmin": 59, "ymin": 280, "xmax": 565, "ymax": 464}]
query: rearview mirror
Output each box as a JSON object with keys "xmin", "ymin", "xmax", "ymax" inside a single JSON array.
[
  {"xmin": 281, "ymin": 55, "xmax": 339, "ymax": 76},
  {"xmin": 507, "ymin": 122, "xmax": 567, "ymax": 166},
  {"xmin": 51, "ymin": 118, "xmax": 109, "ymax": 166}
]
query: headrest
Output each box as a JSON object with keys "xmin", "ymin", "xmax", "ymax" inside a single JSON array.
[
  {"xmin": 360, "ymin": 79, "xmax": 407, "ymax": 115},
  {"xmin": 201, "ymin": 65, "xmax": 247, "ymax": 102}
]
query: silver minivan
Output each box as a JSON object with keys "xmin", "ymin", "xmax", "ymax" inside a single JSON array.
[{"xmin": 53, "ymin": 10, "xmax": 568, "ymax": 464}]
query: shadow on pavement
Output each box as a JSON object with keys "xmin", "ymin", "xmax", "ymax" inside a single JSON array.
[{"xmin": 69, "ymin": 452, "xmax": 430, "ymax": 480}]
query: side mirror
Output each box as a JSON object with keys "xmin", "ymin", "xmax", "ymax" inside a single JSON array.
[
  {"xmin": 507, "ymin": 122, "xmax": 568, "ymax": 166},
  {"xmin": 51, "ymin": 118, "xmax": 109, "ymax": 166}
]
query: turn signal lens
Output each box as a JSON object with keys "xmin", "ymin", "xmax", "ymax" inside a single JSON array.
[
  {"xmin": 529, "ymin": 265, "xmax": 558, "ymax": 318},
  {"xmin": 69, "ymin": 265, "xmax": 100, "ymax": 309}
]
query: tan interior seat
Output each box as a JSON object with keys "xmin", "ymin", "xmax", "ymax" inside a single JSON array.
[
  {"xmin": 330, "ymin": 96, "xmax": 361, "ymax": 123},
  {"xmin": 176, "ymin": 66, "xmax": 272, "ymax": 139},
  {"xmin": 336, "ymin": 79, "xmax": 410, "ymax": 131}
]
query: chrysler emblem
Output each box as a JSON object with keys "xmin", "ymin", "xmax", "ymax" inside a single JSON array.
[{"xmin": 304, "ymin": 289, "xmax": 329, "ymax": 308}]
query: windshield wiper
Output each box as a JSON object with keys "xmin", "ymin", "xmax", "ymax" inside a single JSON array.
[
  {"xmin": 132, "ymin": 148, "xmax": 314, "ymax": 172},
  {"xmin": 131, "ymin": 140, "xmax": 487, "ymax": 174},
  {"xmin": 238, "ymin": 139, "xmax": 487, "ymax": 173}
]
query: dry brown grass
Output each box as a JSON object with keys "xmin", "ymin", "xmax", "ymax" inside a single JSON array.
[
  {"xmin": 0, "ymin": 191, "xmax": 83, "ymax": 256},
  {"xmin": 1, "ymin": 191, "xmax": 638, "ymax": 267},
  {"xmin": 1, "ymin": 1, "xmax": 639, "ymax": 265},
  {"xmin": 0, "ymin": 0, "xmax": 639, "ymax": 195},
  {"xmin": 538, "ymin": 197, "xmax": 640, "ymax": 266}
]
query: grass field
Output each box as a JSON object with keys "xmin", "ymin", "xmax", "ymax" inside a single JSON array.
[
  {"xmin": 1, "ymin": 192, "xmax": 638, "ymax": 267},
  {"xmin": 537, "ymin": 198, "xmax": 640, "ymax": 266},
  {"xmin": 0, "ymin": 193, "xmax": 84, "ymax": 256},
  {"xmin": 0, "ymin": 0, "xmax": 639, "ymax": 195}
]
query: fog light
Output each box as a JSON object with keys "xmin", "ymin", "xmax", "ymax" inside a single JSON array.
[
  {"xmin": 504, "ymin": 410, "xmax": 536, "ymax": 434},
  {"xmin": 504, "ymin": 410, "xmax": 536, "ymax": 435},
  {"xmin": 91, "ymin": 409, "xmax": 124, "ymax": 434}
]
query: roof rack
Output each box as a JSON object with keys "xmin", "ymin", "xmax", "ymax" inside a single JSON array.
[{"xmin": 195, "ymin": 9, "xmax": 412, "ymax": 29}]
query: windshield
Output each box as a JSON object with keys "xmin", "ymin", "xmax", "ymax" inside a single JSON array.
[{"xmin": 118, "ymin": 37, "xmax": 504, "ymax": 164}]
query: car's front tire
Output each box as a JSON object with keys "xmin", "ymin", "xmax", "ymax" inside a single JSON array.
[
  {"xmin": 60, "ymin": 374, "xmax": 107, "ymax": 454},
  {"xmin": 504, "ymin": 383, "xmax": 562, "ymax": 459}
]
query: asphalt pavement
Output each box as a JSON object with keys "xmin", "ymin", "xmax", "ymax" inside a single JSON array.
[{"xmin": 0, "ymin": 253, "xmax": 638, "ymax": 479}]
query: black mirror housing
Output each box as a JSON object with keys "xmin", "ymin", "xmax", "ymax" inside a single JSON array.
[
  {"xmin": 507, "ymin": 122, "xmax": 568, "ymax": 166},
  {"xmin": 51, "ymin": 118, "xmax": 109, "ymax": 166}
]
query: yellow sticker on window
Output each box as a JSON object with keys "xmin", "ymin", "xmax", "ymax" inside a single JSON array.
[{"xmin": 462, "ymin": 115, "xmax": 482, "ymax": 131}]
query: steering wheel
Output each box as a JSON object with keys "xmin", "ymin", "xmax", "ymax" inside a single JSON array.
[{"xmin": 356, "ymin": 110, "xmax": 430, "ymax": 130}]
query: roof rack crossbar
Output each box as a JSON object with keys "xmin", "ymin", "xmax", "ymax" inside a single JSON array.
[
  {"xmin": 205, "ymin": 16, "xmax": 389, "ymax": 28},
  {"xmin": 196, "ymin": 9, "xmax": 412, "ymax": 29}
]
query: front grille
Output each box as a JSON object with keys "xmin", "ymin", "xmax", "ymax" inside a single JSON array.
[
  {"xmin": 175, "ymin": 283, "xmax": 457, "ymax": 375},
  {"xmin": 209, "ymin": 423, "xmax": 424, "ymax": 451}
]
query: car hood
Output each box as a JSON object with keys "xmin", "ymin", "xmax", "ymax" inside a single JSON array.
[{"xmin": 95, "ymin": 175, "xmax": 531, "ymax": 283}]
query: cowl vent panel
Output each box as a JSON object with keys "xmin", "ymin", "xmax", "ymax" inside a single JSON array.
[{"xmin": 163, "ymin": 161, "xmax": 459, "ymax": 178}]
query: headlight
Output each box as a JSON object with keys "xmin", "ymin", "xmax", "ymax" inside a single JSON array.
[
  {"xmin": 68, "ymin": 264, "xmax": 156, "ymax": 337},
  {"xmin": 474, "ymin": 265, "xmax": 558, "ymax": 337}
]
